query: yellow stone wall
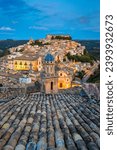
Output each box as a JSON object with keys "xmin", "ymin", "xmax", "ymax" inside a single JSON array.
[
  {"xmin": 58, "ymin": 71, "xmax": 72, "ymax": 89},
  {"xmin": 58, "ymin": 78, "xmax": 71, "ymax": 89},
  {"xmin": 13, "ymin": 60, "xmax": 38, "ymax": 71}
]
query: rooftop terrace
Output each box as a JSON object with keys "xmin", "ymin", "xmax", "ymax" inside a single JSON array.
[{"xmin": 0, "ymin": 87, "xmax": 100, "ymax": 150}]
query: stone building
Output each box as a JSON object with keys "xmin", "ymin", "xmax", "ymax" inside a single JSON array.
[
  {"xmin": 41, "ymin": 53, "xmax": 73, "ymax": 94},
  {"xmin": 7, "ymin": 51, "xmax": 74, "ymax": 94},
  {"xmin": 8, "ymin": 53, "xmax": 42, "ymax": 71},
  {"xmin": 58, "ymin": 68, "xmax": 73, "ymax": 89},
  {"xmin": 46, "ymin": 34, "xmax": 72, "ymax": 40},
  {"xmin": 41, "ymin": 53, "xmax": 58, "ymax": 94}
]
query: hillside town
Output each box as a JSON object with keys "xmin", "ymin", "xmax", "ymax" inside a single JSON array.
[
  {"xmin": 0, "ymin": 35, "xmax": 100, "ymax": 150},
  {"xmin": 0, "ymin": 35, "xmax": 99, "ymax": 93}
]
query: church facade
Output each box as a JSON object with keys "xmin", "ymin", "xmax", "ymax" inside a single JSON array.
[{"xmin": 41, "ymin": 53, "xmax": 73, "ymax": 94}]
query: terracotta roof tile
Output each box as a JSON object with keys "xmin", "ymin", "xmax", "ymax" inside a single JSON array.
[{"xmin": 0, "ymin": 87, "xmax": 100, "ymax": 150}]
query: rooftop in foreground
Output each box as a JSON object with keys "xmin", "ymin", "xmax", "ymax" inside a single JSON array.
[{"xmin": 0, "ymin": 87, "xmax": 100, "ymax": 150}]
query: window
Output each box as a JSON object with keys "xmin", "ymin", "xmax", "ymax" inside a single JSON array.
[
  {"xmin": 60, "ymin": 83, "xmax": 63, "ymax": 88},
  {"xmin": 57, "ymin": 56, "xmax": 59, "ymax": 61},
  {"xmin": 51, "ymin": 82, "xmax": 53, "ymax": 90},
  {"xmin": 24, "ymin": 62, "xmax": 27, "ymax": 65},
  {"xmin": 60, "ymin": 73, "xmax": 62, "ymax": 76}
]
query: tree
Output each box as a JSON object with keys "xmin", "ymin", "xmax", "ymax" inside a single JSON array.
[
  {"xmin": 76, "ymin": 71, "xmax": 85, "ymax": 79},
  {"xmin": 66, "ymin": 51, "xmax": 95, "ymax": 64},
  {"xmin": 35, "ymin": 81, "xmax": 42, "ymax": 90}
]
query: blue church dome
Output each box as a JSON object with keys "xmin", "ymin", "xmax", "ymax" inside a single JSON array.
[{"xmin": 44, "ymin": 53, "xmax": 54, "ymax": 62}]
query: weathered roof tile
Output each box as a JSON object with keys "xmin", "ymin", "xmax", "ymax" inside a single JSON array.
[{"xmin": 0, "ymin": 87, "xmax": 100, "ymax": 150}]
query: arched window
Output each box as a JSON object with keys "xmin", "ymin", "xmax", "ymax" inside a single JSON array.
[
  {"xmin": 24, "ymin": 62, "xmax": 27, "ymax": 65},
  {"xmin": 51, "ymin": 82, "xmax": 53, "ymax": 90},
  {"xmin": 60, "ymin": 83, "xmax": 63, "ymax": 88},
  {"xmin": 20, "ymin": 62, "xmax": 22, "ymax": 65},
  {"xmin": 60, "ymin": 73, "xmax": 62, "ymax": 76},
  {"xmin": 57, "ymin": 56, "xmax": 59, "ymax": 61},
  {"xmin": 15, "ymin": 62, "xmax": 17, "ymax": 65}
]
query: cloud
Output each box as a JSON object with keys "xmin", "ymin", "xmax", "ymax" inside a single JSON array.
[
  {"xmin": 0, "ymin": 0, "xmax": 100, "ymax": 39},
  {"xmin": 79, "ymin": 16, "xmax": 90, "ymax": 24},
  {"xmin": 64, "ymin": 11, "xmax": 100, "ymax": 33},
  {"xmin": 0, "ymin": 26, "xmax": 15, "ymax": 31},
  {"xmin": 29, "ymin": 26, "xmax": 48, "ymax": 30},
  {"xmin": 0, "ymin": 32, "xmax": 14, "ymax": 35},
  {"xmin": 0, "ymin": 0, "xmax": 41, "ymax": 19}
]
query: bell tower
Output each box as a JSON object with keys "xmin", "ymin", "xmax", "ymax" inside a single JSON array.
[
  {"xmin": 44, "ymin": 53, "xmax": 55, "ymax": 76},
  {"xmin": 43, "ymin": 53, "xmax": 58, "ymax": 94}
]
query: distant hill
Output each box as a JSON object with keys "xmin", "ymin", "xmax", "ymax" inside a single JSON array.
[
  {"xmin": 0, "ymin": 39, "xmax": 28, "ymax": 51},
  {"xmin": 76, "ymin": 40, "xmax": 100, "ymax": 60}
]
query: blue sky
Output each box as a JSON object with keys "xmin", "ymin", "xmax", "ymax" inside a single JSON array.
[{"xmin": 0, "ymin": 0, "xmax": 100, "ymax": 40}]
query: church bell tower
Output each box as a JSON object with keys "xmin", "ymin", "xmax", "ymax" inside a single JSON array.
[{"xmin": 43, "ymin": 53, "xmax": 58, "ymax": 94}]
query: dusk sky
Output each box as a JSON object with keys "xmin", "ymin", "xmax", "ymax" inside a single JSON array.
[{"xmin": 0, "ymin": 0, "xmax": 100, "ymax": 40}]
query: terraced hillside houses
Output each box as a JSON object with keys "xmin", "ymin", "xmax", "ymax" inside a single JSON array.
[
  {"xmin": 7, "ymin": 35, "xmax": 85, "ymax": 72},
  {"xmin": 0, "ymin": 35, "xmax": 99, "ymax": 91}
]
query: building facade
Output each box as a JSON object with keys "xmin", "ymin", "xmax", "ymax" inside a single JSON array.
[
  {"xmin": 58, "ymin": 70, "xmax": 72, "ymax": 89},
  {"xmin": 8, "ymin": 55, "xmax": 42, "ymax": 71},
  {"xmin": 41, "ymin": 53, "xmax": 58, "ymax": 94},
  {"xmin": 41, "ymin": 53, "xmax": 73, "ymax": 94}
]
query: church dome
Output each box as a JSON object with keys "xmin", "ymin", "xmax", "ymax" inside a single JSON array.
[{"xmin": 44, "ymin": 53, "xmax": 54, "ymax": 62}]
